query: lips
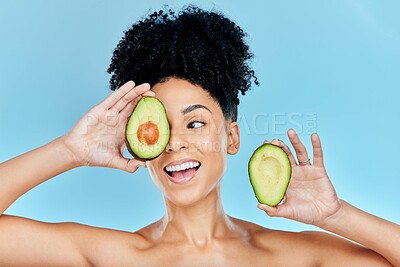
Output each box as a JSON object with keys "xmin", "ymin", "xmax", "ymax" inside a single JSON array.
[{"xmin": 164, "ymin": 159, "xmax": 201, "ymax": 184}]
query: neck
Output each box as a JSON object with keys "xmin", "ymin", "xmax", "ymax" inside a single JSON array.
[{"xmin": 155, "ymin": 184, "xmax": 241, "ymax": 246}]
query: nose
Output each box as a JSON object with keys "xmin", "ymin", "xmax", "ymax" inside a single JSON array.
[{"xmin": 165, "ymin": 128, "xmax": 189, "ymax": 152}]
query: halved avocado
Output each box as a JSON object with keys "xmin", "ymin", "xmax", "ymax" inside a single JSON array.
[
  {"xmin": 248, "ymin": 143, "xmax": 292, "ymax": 206},
  {"xmin": 125, "ymin": 97, "xmax": 170, "ymax": 160}
]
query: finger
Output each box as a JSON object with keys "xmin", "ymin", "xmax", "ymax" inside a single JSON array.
[
  {"xmin": 263, "ymin": 139, "xmax": 269, "ymax": 143},
  {"xmin": 100, "ymin": 81, "xmax": 136, "ymax": 109},
  {"xmin": 110, "ymin": 83, "xmax": 151, "ymax": 113},
  {"xmin": 110, "ymin": 156, "xmax": 145, "ymax": 173},
  {"xmin": 119, "ymin": 89, "xmax": 155, "ymax": 118},
  {"xmin": 119, "ymin": 99, "xmax": 137, "ymax": 119},
  {"xmin": 142, "ymin": 90, "xmax": 155, "ymax": 97},
  {"xmin": 270, "ymin": 139, "xmax": 297, "ymax": 166},
  {"xmin": 287, "ymin": 128, "xmax": 309, "ymax": 164},
  {"xmin": 311, "ymin": 132, "xmax": 324, "ymax": 167},
  {"xmin": 258, "ymin": 202, "xmax": 291, "ymax": 218},
  {"xmin": 257, "ymin": 203, "xmax": 278, "ymax": 216}
]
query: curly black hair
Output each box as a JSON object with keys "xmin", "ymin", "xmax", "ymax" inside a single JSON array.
[{"xmin": 107, "ymin": 6, "xmax": 258, "ymax": 122}]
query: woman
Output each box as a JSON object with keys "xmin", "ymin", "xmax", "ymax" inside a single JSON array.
[{"xmin": 0, "ymin": 7, "xmax": 399, "ymax": 266}]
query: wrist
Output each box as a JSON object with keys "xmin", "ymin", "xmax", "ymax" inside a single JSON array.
[
  {"xmin": 318, "ymin": 199, "xmax": 347, "ymax": 230},
  {"xmin": 54, "ymin": 136, "xmax": 83, "ymax": 169}
]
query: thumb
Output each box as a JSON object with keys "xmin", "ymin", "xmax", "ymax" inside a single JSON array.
[
  {"xmin": 110, "ymin": 156, "xmax": 145, "ymax": 173},
  {"xmin": 258, "ymin": 202, "xmax": 291, "ymax": 218}
]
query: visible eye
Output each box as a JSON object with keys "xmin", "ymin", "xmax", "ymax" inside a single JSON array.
[{"xmin": 187, "ymin": 121, "xmax": 205, "ymax": 129}]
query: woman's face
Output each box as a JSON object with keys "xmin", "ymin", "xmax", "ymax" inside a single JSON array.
[{"xmin": 146, "ymin": 78, "xmax": 240, "ymax": 207}]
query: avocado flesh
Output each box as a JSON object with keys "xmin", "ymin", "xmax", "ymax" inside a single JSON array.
[
  {"xmin": 248, "ymin": 143, "xmax": 292, "ymax": 206},
  {"xmin": 126, "ymin": 97, "xmax": 170, "ymax": 160}
]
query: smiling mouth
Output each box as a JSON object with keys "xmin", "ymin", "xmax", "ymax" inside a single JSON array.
[{"xmin": 164, "ymin": 161, "xmax": 201, "ymax": 184}]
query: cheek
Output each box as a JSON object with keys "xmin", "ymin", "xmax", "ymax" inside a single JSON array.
[
  {"xmin": 206, "ymin": 130, "xmax": 229, "ymax": 175},
  {"xmin": 196, "ymin": 131, "xmax": 228, "ymax": 174},
  {"xmin": 191, "ymin": 127, "xmax": 228, "ymax": 154}
]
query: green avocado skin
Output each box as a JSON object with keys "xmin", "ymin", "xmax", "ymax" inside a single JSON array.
[
  {"xmin": 125, "ymin": 96, "xmax": 170, "ymax": 161},
  {"xmin": 248, "ymin": 143, "xmax": 292, "ymax": 206},
  {"xmin": 125, "ymin": 139, "xmax": 156, "ymax": 161}
]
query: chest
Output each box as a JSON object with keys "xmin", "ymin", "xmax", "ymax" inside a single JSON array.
[
  {"xmin": 92, "ymin": 242, "xmax": 316, "ymax": 267},
  {"xmin": 138, "ymin": 246, "xmax": 268, "ymax": 267},
  {"xmin": 92, "ymin": 234, "xmax": 316, "ymax": 267}
]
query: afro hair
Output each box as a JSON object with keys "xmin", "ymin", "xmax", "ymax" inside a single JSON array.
[{"xmin": 107, "ymin": 6, "xmax": 258, "ymax": 121}]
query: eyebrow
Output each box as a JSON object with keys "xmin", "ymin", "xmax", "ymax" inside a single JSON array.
[{"xmin": 181, "ymin": 104, "xmax": 212, "ymax": 115}]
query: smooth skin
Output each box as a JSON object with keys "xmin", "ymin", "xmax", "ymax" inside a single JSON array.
[{"xmin": 0, "ymin": 78, "xmax": 399, "ymax": 266}]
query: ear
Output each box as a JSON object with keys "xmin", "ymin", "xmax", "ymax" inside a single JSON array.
[{"xmin": 227, "ymin": 122, "xmax": 240, "ymax": 155}]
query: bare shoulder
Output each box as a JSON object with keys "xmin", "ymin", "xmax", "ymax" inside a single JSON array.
[
  {"xmin": 0, "ymin": 214, "xmax": 150, "ymax": 266},
  {"xmin": 58, "ymin": 219, "xmax": 153, "ymax": 265},
  {"xmin": 231, "ymin": 218, "xmax": 318, "ymax": 260},
  {"xmin": 298, "ymin": 231, "xmax": 392, "ymax": 266},
  {"xmin": 61, "ymin": 219, "xmax": 148, "ymax": 246},
  {"xmin": 239, "ymin": 220, "xmax": 391, "ymax": 267}
]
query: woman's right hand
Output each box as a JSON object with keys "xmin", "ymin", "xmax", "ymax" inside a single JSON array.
[{"xmin": 61, "ymin": 81, "xmax": 154, "ymax": 173}]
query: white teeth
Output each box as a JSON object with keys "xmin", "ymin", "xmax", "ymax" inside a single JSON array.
[{"xmin": 166, "ymin": 161, "xmax": 200, "ymax": 172}]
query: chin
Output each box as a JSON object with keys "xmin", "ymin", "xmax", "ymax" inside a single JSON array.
[
  {"xmin": 160, "ymin": 176, "xmax": 223, "ymax": 208},
  {"xmin": 154, "ymin": 173, "xmax": 211, "ymax": 207}
]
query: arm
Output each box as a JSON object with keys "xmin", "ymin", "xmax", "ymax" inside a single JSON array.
[
  {"xmin": 0, "ymin": 215, "xmax": 91, "ymax": 266},
  {"xmin": 0, "ymin": 81, "xmax": 152, "ymax": 266},
  {"xmin": 320, "ymin": 200, "xmax": 400, "ymax": 266},
  {"xmin": 0, "ymin": 137, "xmax": 77, "ymax": 215},
  {"xmin": 302, "ymin": 230, "xmax": 392, "ymax": 267},
  {"xmin": 258, "ymin": 129, "xmax": 399, "ymax": 266}
]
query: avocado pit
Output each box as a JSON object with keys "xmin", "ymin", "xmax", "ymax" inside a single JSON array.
[{"xmin": 137, "ymin": 121, "xmax": 159, "ymax": 145}]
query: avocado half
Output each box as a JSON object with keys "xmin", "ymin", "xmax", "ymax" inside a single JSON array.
[
  {"xmin": 125, "ymin": 97, "xmax": 170, "ymax": 160},
  {"xmin": 248, "ymin": 143, "xmax": 292, "ymax": 206}
]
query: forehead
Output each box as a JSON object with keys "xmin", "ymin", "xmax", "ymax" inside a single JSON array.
[{"xmin": 151, "ymin": 78, "xmax": 222, "ymax": 116}]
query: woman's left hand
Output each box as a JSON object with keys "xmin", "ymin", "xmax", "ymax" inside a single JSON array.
[{"xmin": 257, "ymin": 129, "xmax": 342, "ymax": 226}]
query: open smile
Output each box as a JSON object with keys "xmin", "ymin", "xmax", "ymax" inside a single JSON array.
[{"xmin": 164, "ymin": 159, "xmax": 201, "ymax": 184}]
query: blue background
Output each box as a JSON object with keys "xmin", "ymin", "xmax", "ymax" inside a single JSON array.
[{"xmin": 1, "ymin": 1, "xmax": 399, "ymax": 232}]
